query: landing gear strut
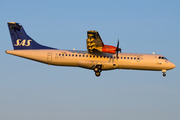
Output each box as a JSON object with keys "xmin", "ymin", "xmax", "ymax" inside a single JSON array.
[{"xmin": 94, "ymin": 65, "xmax": 102, "ymax": 77}]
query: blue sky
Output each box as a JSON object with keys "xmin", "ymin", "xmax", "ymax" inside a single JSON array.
[{"xmin": 1, "ymin": 0, "xmax": 180, "ymax": 120}]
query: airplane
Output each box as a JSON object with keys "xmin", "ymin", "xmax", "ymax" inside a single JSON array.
[{"xmin": 6, "ymin": 22, "xmax": 175, "ymax": 77}]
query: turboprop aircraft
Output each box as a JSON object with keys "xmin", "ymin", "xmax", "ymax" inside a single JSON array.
[{"xmin": 6, "ymin": 22, "xmax": 175, "ymax": 77}]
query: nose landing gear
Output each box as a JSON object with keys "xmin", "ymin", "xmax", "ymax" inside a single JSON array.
[
  {"xmin": 162, "ymin": 70, "xmax": 166, "ymax": 77},
  {"xmin": 163, "ymin": 73, "xmax": 166, "ymax": 77}
]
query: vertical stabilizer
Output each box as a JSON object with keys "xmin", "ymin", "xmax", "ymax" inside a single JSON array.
[{"xmin": 7, "ymin": 22, "xmax": 55, "ymax": 50}]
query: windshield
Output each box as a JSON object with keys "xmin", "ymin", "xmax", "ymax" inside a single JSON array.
[{"xmin": 158, "ymin": 56, "xmax": 168, "ymax": 60}]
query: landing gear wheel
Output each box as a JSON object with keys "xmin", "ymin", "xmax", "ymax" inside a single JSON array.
[
  {"xmin": 163, "ymin": 73, "xmax": 166, "ymax": 77},
  {"xmin": 94, "ymin": 65, "xmax": 102, "ymax": 77},
  {"xmin": 95, "ymin": 71, "xmax": 101, "ymax": 77},
  {"xmin": 94, "ymin": 67, "xmax": 99, "ymax": 72}
]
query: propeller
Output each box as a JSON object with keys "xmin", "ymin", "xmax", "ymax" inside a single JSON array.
[{"xmin": 116, "ymin": 39, "xmax": 121, "ymax": 58}]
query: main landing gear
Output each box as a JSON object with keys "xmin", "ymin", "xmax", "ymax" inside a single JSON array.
[
  {"xmin": 94, "ymin": 65, "xmax": 102, "ymax": 77},
  {"xmin": 162, "ymin": 70, "xmax": 166, "ymax": 77}
]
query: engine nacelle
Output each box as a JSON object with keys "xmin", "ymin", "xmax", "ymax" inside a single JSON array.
[{"xmin": 102, "ymin": 45, "xmax": 117, "ymax": 54}]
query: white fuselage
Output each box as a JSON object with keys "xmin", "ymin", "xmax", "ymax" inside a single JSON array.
[{"xmin": 6, "ymin": 49, "xmax": 175, "ymax": 71}]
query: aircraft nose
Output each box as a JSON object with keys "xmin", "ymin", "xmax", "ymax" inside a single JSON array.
[
  {"xmin": 172, "ymin": 63, "xmax": 176, "ymax": 68},
  {"xmin": 171, "ymin": 63, "xmax": 176, "ymax": 69}
]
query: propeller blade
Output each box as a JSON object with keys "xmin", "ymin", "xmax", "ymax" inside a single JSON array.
[
  {"xmin": 116, "ymin": 39, "xmax": 122, "ymax": 59},
  {"xmin": 116, "ymin": 39, "xmax": 119, "ymax": 58},
  {"xmin": 117, "ymin": 39, "xmax": 119, "ymax": 49}
]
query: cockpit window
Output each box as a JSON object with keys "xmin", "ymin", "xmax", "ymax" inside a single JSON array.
[
  {"xmin": 162, "ymin": 57, "xmax": 168, "ymax": 60},
  {"xmin": 158, "ymin": 56, "xmax": 168, "ymax": 60}
]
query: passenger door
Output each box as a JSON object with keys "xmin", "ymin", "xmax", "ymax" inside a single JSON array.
[{"xmin": 47, "ymin": 53, "xmax": 52, "ymax": 61}]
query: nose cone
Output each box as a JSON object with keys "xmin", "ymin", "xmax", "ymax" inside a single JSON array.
[
  {"xmin": 167, "ymin": 62, "xmax": 176, "ymax": 70},
  {"xmin": 171, "ymin": 63, "xmax": 176, "ymax": 69}
]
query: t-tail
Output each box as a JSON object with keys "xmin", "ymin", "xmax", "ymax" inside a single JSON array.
[{"xmin": 7, "ymin": 22, "xmax": 55, "ymax": 50}]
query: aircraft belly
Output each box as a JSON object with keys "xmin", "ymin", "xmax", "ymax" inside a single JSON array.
[
  {"xmin": 53, "ymin": 58, "xmax": 78, "ymax": 66},
  {"xmin": 116, "ymin": 59, "xmax": 171, "ymax": 71},
  {"xmin": 21, "ymin": 51, "xmax": 49, "ymax": 64},
  {"xmin": 117, "ymin": 60, "xmax": 165, "ymax": 71},
  {"xmin": 118, "ymin": 61, "xmax": 145, "ymax": 70},
  {"xmin": 77, "ymin": 58, "xmax": 118, "ymax": 70},
  {"xmin": 6, "ymin": 50, "xmax": 54, "ymax": 65}
]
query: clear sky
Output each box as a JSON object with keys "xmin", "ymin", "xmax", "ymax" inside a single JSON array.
[{"xmin": 1, "ymin": 0, "xmax": 180, "ymax": 120}]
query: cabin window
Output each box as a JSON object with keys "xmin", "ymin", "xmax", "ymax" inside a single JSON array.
[
  {"xmin": 76, "ymin": 54, "xmax": 77, "ymax": 57},
  {"xmin": 110, "ymin": 56, "xmax": 113, "ymax": 58},
  {"xmin": 134, "ymin": 57, "xmax": 136, "ymax": 60},
  {"xmin": 72, "ymin": 54, "xmax": 74, "ymax": 57},
  {"xmin": 137, "ymin": 58, "xmax": 140, "ymax": 60},
  {"xmin": 97, "ymin": 56, "xmax": 98, "ymax": 58},
  {"xmin": 114, "ymin": 56, "xmax": 116, "ymax": 59},
  {"xmin": 127, "ymin": 57, "xmax": 129, "ymax": 59},
  {"xmin": 124, "ymin": 57, "xmax": 126, "ymax": 59},
  {"xmin": 93, "ymin": 55, "xmax": 95, "ymax": 58},
  {"xmin": 69, "ymin": 54, "xmax": 71, "ymax": 56},
  {"xmin": 158, "ymin": 56, "xmax": 162, "ymax": 59},
  {"xmin": 100, "ymin": 56, "xmax": 102, "ymax": 58},
  {"xmin": 59, "ymin": 54, "xmax": 61, "ymax": 56},
  {"xmin": 79, "ymin": 55, "xmax": 81, "ymax": 57},
  {"xmin": 86, "ymin": 55, "xmax": 88, "ymax": 57},
  {"xmin": 62, "ymin": 54, "xmax": 64, "ymax": 56},
  {"xmin": 104, "ymin": 56, "xmax": 106, "ymax": 58},
  {"xmin": 90, "ymin": 55, "xmax": 92, "ymax": 57},
  {"xmin": 83, "ymin": 55, "xmax": 84, "ymax": 57},
  {"xmin": 121, "ymin": 57, "xmax": 123, "ymax": 59},
  {"xmin": 131, "ymin": 57, "xmax": 133, "ymax": 60},
  {"xmin": 66, "ymin": 54, "xmax": 67, "ymax": 56},
  {"xmin": 107, "ymin": 56, "xmax": 109, "ymax": 58},
  {"xmin": 117, "ymin": 57, "xmax": 119, "ymax": 59}
]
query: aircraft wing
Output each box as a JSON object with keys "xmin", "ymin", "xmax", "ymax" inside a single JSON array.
[
  {"xmin": 86, "ymin": 30, "xmax": 118, "ymax": 54},
  {"xmin": 86, "ymin": 30, "xmax": 104, "ymax": 53}
]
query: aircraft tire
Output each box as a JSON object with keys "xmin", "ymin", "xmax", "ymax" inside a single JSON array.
[
  {"xmin": 94, "ymin": 67, "xmax": 99, "ymax": 72},
  {"xmin": 95, "ymin": 71, "xmax": 101, "ymax": 77},
  {"xmin": 163, "ymin": 73, "xmax": 166, "ymax": 77}
]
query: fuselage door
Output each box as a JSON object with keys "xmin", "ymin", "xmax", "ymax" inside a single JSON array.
[{"xmin": 47, "ymin": 53, "xmax": 52, "ymax": 61}]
